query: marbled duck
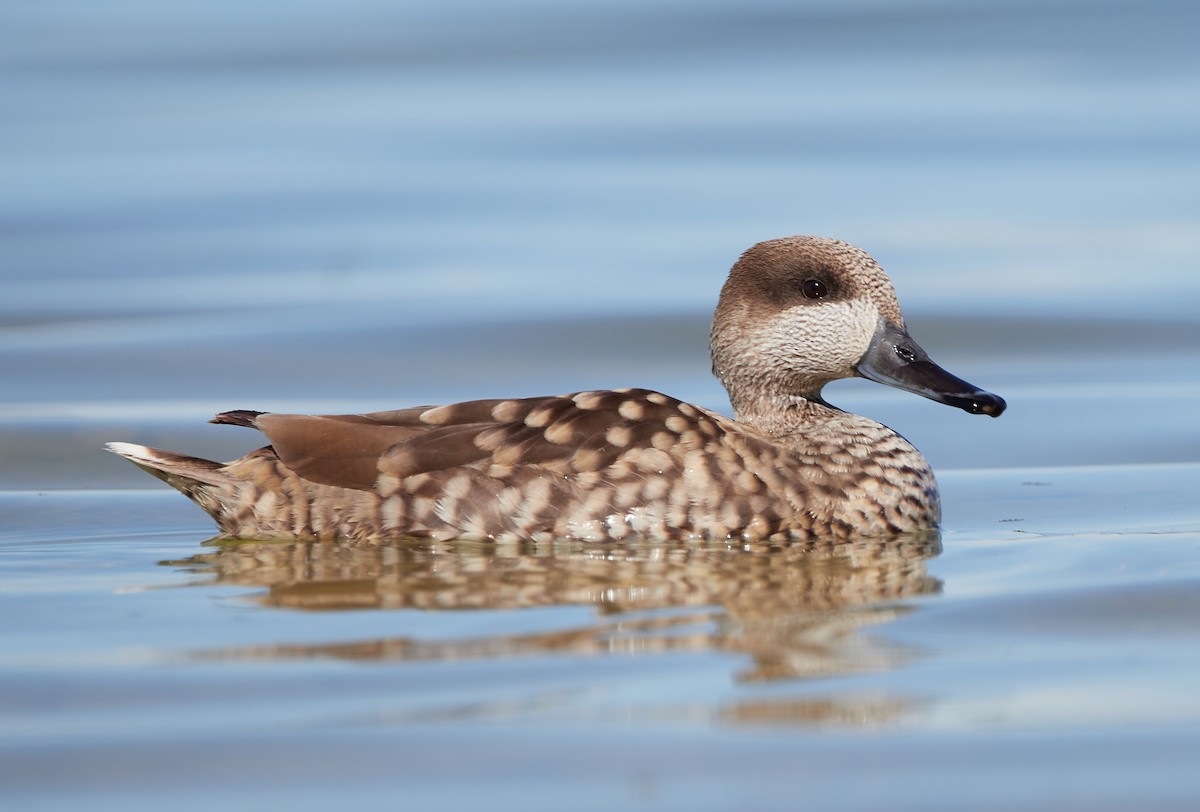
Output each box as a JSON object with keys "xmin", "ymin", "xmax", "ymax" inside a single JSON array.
[{"xmin": 108, "ymin": 236, "xmax": 1005, "ymax": 542}]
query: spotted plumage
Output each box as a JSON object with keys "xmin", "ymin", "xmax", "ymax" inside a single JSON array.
[{"xmin": 108, "ymin": 236, "xmax": 1004, "ymax": 542}]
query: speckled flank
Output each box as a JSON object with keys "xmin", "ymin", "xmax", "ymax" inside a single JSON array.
[{"xmin": 107, "ymin": 235, "xmax": 996, "ymax": 543}]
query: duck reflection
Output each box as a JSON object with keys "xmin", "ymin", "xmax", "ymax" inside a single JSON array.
[{"xmin": 168, "ymin": 533, "xmax": 941, "ymax": 685}]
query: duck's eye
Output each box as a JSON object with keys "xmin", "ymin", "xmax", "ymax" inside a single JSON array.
[{"xmin": 801, "ymin": 279, "xmax": 828, "ymax": 300}]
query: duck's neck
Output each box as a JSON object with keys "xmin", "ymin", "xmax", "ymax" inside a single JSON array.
[{"xmin": 728, "ymin": 390, "xmax": 842, "ymax": 438}]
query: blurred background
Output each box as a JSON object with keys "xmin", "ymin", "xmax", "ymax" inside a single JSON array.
[
  {"xmin": 4, "ymin": 6, "xmax": 1200, "ymax": 809},
  {"xmin": 2, "ymin": 0, "xmax": 1198, "ymax": 486}
]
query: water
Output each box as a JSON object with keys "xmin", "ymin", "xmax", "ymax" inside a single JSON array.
[{"xmin": 3, "ymin": 1, "xmax": 1200, "ymax": 809}]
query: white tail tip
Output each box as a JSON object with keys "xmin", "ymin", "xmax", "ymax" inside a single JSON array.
[{"xmin": 105, "ymin": 442, "xmax": 161, "ymax": 464}]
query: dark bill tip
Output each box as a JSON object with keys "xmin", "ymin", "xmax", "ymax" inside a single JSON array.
[
  {"xmin": 941, "ymin": 391, "xmax": 1007, "ymax": 417},
  {"xmin": 856, "ymin": 318, "xmax": 1006, "ymax": 418}
]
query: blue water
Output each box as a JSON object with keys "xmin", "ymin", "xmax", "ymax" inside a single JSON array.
[{"xmin": 3, "ymin": 1, "xmax": 1200, "ymax": 810}]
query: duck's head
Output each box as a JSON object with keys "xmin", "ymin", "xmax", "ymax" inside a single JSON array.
[{"xmin": 711, "ymin": 236, "xmax": 1005, "ymax": 419}]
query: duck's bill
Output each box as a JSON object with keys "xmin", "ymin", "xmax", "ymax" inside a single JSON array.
[{"xmin": 855, "ymin": 318, "xmax": 1006, "ymax": 417}]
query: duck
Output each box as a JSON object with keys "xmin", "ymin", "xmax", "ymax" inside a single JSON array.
[{"xmin": 107, "ymin": 236, "xmax": 1005, "ymax": 543}]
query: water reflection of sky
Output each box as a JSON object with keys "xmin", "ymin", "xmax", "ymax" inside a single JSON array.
[
  {"xmin": 4, "ymin": 0, "xmax": 1199, "ymax": 333},
  {"xmin": 4, "ymin": 5, "xmax": 1200, "ymax": 810}
]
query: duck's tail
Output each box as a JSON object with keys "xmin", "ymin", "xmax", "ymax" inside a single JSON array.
[{"xmin": 105, "ymin": 442, "xmax": 229, "ymax": 504}]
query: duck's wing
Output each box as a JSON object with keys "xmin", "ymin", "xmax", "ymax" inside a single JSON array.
[{"xmin": 212, "ymin": 389, "xmax": 727, "ymax": 492}]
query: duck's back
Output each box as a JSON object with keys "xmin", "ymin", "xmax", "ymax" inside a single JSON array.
[{"xmin": 173, "ymin": 388, "xmax": 937, "ymax": 542}]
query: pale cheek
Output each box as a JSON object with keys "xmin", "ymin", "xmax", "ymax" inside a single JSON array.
[{"xmin": 760, "ymin": 301, "xmax": 878, "ymax": 375}]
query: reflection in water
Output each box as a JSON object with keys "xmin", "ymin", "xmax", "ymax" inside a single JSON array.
[{"xmin": 167, "ymin": 533, "xmax": 941, "ymax": 687}]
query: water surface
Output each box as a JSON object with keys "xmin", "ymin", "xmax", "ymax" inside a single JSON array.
[{"xmin": 3, "ymin": 1, "xmax": 1200, "ymax": 810}]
